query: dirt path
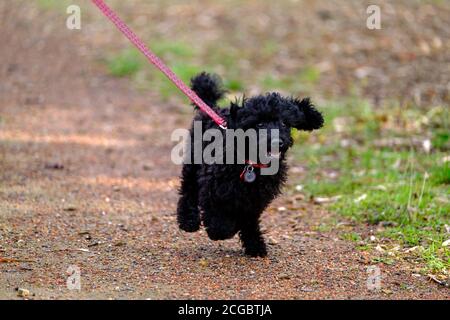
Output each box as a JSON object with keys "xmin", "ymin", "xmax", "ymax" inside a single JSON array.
[
  {"xmin": 0, "ymin": 75, "xmax": 447, "ymax": 300},
  {"xmin": 0, "ymin": 2, "xmax": 447, "ymax": 300}
]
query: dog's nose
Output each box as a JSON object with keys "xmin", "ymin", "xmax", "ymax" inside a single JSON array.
[{"xmin": 271, "ymin": 138, "xmax": 284, "ymax": 149}]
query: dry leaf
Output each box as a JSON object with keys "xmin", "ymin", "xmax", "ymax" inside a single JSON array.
[
  {"xmin": 354, "ymin": 194, "xmax": 367, "ymax": 203},
  {"xmin": 313, "ymin": 195, "xmax": 341, "ymax": 204}
]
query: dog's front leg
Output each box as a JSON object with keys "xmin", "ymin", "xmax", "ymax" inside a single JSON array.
[
  {"xmin": 239, "ymin": 217, "xmax": 267, "ymax": 257},
  {"xmin": 177, "ymin": 163, "xmax": 201, "ymax": 232}
]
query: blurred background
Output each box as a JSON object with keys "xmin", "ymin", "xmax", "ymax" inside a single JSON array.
[
  {"xmin": 2, "ymin": 0, "xmax": 450, "ymax": 105},
  {"xmin": 0, "ymin": 0, "xmax": 448, "ymax": 298}
]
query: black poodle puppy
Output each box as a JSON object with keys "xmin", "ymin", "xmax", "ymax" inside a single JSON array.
[{"xmin": 177, "ymin": 72, "xmax": 324, "ymax": 257}]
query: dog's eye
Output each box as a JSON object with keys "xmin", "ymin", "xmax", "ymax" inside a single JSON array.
[{"xmin": 281, "ymin": 121, "xmax": 287, "ymax": 127}]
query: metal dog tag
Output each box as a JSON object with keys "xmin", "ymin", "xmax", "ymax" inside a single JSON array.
[{"xmin": 244, "ymin": 167, "xmax": 256, "ymax": 183}]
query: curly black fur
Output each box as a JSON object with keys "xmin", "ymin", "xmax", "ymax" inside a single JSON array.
[
  {"xmin": 189, "ymin": 72, "xmax": 226, "ymax": 108},
  {"xmin": 177, "ymin": 72, "xmax": 324, "ymax": 257}
]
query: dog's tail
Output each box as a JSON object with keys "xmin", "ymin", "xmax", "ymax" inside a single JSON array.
[{"xmin": 190, "ymin": 72, "xmax": 225, "ymax": 108}]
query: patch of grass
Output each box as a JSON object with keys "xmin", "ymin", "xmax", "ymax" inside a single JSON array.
[
  {"xmin": 37, "ymin": 0, "xmax": 71, "ymax": 9},
  {"xmin": 292, "ymin": 98, "xmax": 450, "ymax": 272},
  {"xmin": 371, "ymin": 257, "xmax": 396, "ymax": 266},
  {"xmin": 312, "ymin": 223, "xmax": 334, "ymax": 233},
  {"xmin": 151, "ymin": 41, "xmax": 196, "ymax": 59},
  {"xmin": 432, "ymin": 130, "xmax": 449, "ymax": 150},
  {"xmin": 298, "ymin": 66, "xmax": 321, "ymax": 85},
  {"xmin": 107, "ymin": 49, "xmax": 142, "ymax": 78},
  {"xmin": 430, "ymin": 162, "xmax": 450, "ymax": 185},
  {"xmin": 105, "ymin": 39, "xmax": 203, "ymax": 98},
  {"xmin": 153, "ymin": 63, "xmax": 202, "ymax": 99},
  {"xmin": 224, "ymin": 79, "xmax": 244, "ymax": 92},
  {"xmin": 356, "ymin": 245, "xmax": 371, "ymax": 251},
  {"xmin": 341, "ymin": 232, "xmax": 362, "ymax": 242},
  {"xmin": 260, "ymin": 75, "xmax": 292, "ymax": 91}
]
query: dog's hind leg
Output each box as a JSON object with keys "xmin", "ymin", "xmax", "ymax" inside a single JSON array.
[
  {"xmin": 177, "ymin": 163, "xmax": 201, "ymax": 232},
  {"xmin": 239, "ymin": 218, "xmax": 267, "ymax": 257}
]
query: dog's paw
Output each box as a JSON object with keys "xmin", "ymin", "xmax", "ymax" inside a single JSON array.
[
  {"xmin": 178, "ymin": 214, "xmax": 201, "ymax": 233},
  {"xmin": 179, "ymin": 221, "xmax": 200, "ymax": 233},
  {"xmin": 206, "ymin": 225, "xmax": 238, "ymax": 241},
  {"xmin": 244, "ymin": 244, "xmax": 267, "ymax": 258}
]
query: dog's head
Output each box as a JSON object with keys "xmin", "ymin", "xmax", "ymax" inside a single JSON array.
[
  {"xmin": 228, "ymin": 93, "xmax": 324, "ymax": 159},
  {"xmin": 190, "ymin": 72, "xmax": 324, "ymax": 160}
]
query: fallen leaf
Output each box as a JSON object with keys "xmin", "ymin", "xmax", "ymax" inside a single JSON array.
[
  {"xmin": 313, "ymin": 195, "xmax": 341, "ymax": 204},
  {"xmin": 278, "ymin": 273, "xmax": 290, "ymax": 280},
  {"xmin": 354, "ymin": 194, "xmax": 367, "ymax": 203},
  {"xmin": 382, "ymin": 289, "xmax": 393, "ymax": 295},
  {"xmin": 17, "ymin": 288, "xmax": 30, "ymax": 298},
  {"xmin": 405, "ymin": 246, "xmax": 423, "ymax": 253},
  {"xmin": 427, "ymin": 274, "xmax": 449, "ymax": 287}
]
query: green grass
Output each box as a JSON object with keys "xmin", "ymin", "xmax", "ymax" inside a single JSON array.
[
  {"xmin": 107, "ymin": 49, "xmax": 143, "ymax": 77},
  {"xmin": 37, "ymin": 0, "xmax": 71, "ymax": 9},
  {"xmin": 224, "ymin": 79, "xmax": 245, "ymax": 92},
  {"xmin": 156, "ymin": 63, "xmax": 202, "ymax": 99},
  {"xmin": 106, "ymin": 40, "xmax": 206, "ymax": 99},
  {"xmin": 151, "ymin": 41, "xmax": 195, "ymax": 59},
  {"xmin": 298, "ymin": 66, "xmax": 321, "ymax": 85},
  {"xmin": 292, "ymin": 99, "xmax": 449, "ymax": 272},
  {"xmin": 341, "ymin": 232, "xmax": 362, "ymax": 242}
]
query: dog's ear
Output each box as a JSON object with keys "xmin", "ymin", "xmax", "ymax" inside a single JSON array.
[{"xmin": 289, "ymin": 97, "xmax": 324, "ymax": 131}]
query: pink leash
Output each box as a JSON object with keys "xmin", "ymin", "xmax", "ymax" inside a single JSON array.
[{"xmin": 91, "ymin": 0, "xmax": 227, "ymax": 129}]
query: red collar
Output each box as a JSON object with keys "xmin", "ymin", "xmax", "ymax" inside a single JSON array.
[{"xmin": 244, "ymin": 160, "xmax": 269, "ymax": 168}]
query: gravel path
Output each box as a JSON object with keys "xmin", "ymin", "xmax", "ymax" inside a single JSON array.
[{"xmin": 0, "ymin": 78, "xmax": 447, "ymax": 299}]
